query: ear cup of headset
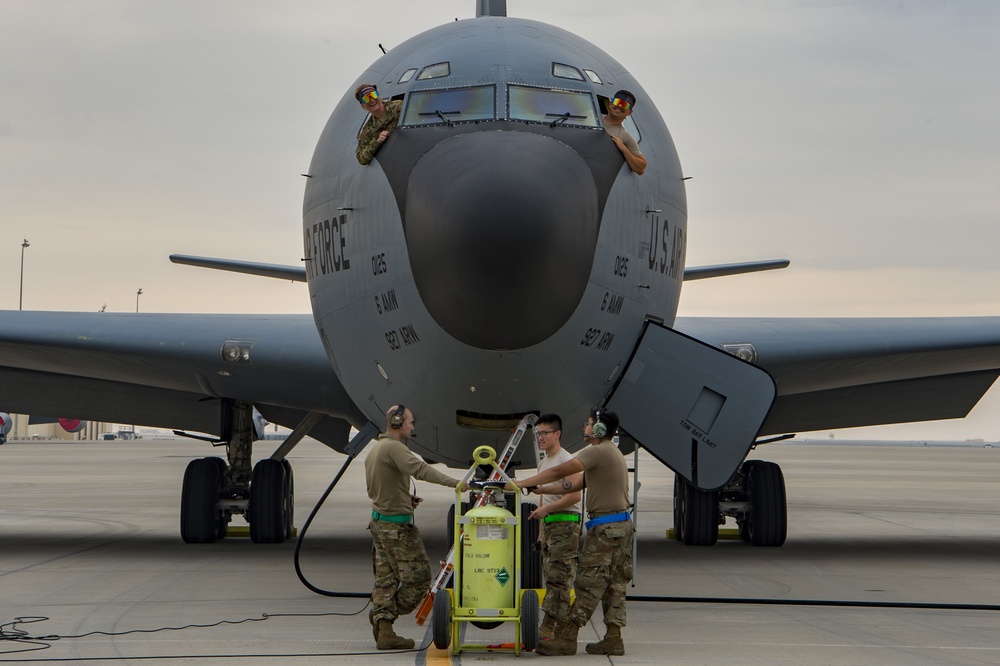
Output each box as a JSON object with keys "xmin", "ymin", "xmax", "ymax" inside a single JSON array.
[
  {"xmin": 593, "ymin": 421, "xmax": 607, "ymax": 438},
  {"xmin": 390, "ymin": 405, "xmax": 406, "ymax": 429}
]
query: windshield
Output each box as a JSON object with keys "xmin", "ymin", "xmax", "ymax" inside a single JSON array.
[
  {"xmin": 401, "ymin": 86, "xmax": 496, "ymax": 127},
  {"xmin": 508, "ymin": 85, "xmax": 599, "ymax": 128}
]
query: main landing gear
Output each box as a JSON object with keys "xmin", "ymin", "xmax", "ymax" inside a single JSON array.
[
  {"xmin": 179, "ymin": 402, "xmax": 300, "ymax": 544},
  {"xmin": 180, "ymin": 456, "xmax": 294, "ymax": 544},
  {"xmin": 673, "ymin": 459, "xmax": 787, "ymax": 547}
]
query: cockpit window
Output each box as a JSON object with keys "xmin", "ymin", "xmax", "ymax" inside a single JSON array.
[
  {"xmin": 416, "ymin": 62, "xmax": 450, "ymax": 80},
  {"xmin": 583, "ymin": 69, "xmax": 602, "ymax": 84},
  {"xmin": 508, "ymin": 85, "xmax": 600, "ymax": 128},
  {"xmin": 552, "ymin": 63, "xmax": 585, "ymax": 81},
  {"xmin": 401, "ymin": 85, "xmax": 496, "ymax": 127},
  {"xmin": 622, "ymin": 115, "xmax": 641, "ymax": 143},
  {"xmin": 398, "ymin": 68, "xmax": 417, "ymax": 84}
]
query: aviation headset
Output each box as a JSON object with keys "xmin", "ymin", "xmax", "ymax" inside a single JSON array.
[
  {"xmin": 592, "ymin": 410, "xmax": 607, "ymax": 439},
  {"xmin": 389, "ymin": 404, "xmax": 407, "ymax": 429}
]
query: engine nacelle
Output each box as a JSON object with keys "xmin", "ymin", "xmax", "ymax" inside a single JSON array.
[
  {"xmin": 58, "ymin": 418, "xmax": 86, "ymax": 433},
  {"xmin": 0, "ymin": 412, "xmax": 11, "ymax": 443}
]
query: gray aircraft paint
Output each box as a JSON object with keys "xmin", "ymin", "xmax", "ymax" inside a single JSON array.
[
  {"xmin": 3, "ymin": 9, "xmax": 1000, "ymax": 485},
  {"xmin": 303, "ymin": 16, "xmax": 684, "ymax": 464}
]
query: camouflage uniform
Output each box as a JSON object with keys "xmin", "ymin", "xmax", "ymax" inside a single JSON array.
[
  {"xmin": 356, "ymin": 100, "xmax": 403, "ymax": 165},
  {"xmin": 537, "ymin": 443, "xmax": 580, "ymax": 621},
  {"xmin": 565, "ymin": 438, "xmax": 632, "ymax": 631},
  {"xmin": 365, "ymin": 433, "xmax": 462, "ymax": 624},
  {"xmin": 568, "ymin": 520, "xmax": 634, "ymax": 628},
  {"xmin": 369, "ymin": 519, "xmax": 431, "ymax": 622},
  {"xmin": 540, "ymin": 520, "xmax": 579, "ymax": 619}
]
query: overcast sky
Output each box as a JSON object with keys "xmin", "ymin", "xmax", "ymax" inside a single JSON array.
[{"xmin": 2, "ymin": 1, "xmax": 999, "ymax": 440}]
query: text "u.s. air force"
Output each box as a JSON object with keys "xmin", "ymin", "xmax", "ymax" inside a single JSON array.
[{"xmin": 304, "ymin": 214, "xmax": 350, "ymax": 279}]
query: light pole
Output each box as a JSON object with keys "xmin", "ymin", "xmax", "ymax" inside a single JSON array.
[
  {"xmin": 136, "ymin": 288, "xmax": 143, "ymax": 313},
  {"xmin": 19, "ymin": 239, "xmax": 29, "ymax": 310}
]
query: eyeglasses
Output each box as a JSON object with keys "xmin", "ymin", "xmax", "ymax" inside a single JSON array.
[
  {"xmin": 536, "ymin": 429, "xmax": 558, "ymax": 437},
  {"xmin": 611, "ymin": 97, "xmax": 632, "ymax": 111},
  {"xmin": 584, "ymin": 421, "xmax": 595, "ymax": 428},
  {"xmin": 361, "ymin": 90, "xmax": 379, "ymax": 105}
]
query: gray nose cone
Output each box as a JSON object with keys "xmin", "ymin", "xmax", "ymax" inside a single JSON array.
[{"xmin": 405, "ymin": 131, "xmax": 599, "ymax": 350}]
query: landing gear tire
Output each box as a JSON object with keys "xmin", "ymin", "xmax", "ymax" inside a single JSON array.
[
  {"xmin": 280, "ymin": 458, "xmax": 294, "ymax": 539},
  {"xmin": 249, "ymin": 459, "xmax": 291, "ymax": 543},
  {"xmin": 673, "ymin": 473, "xmax": 719, "ymax": 546},
  {"xmin": 742, "ymin": 460, "xmax": 787, "ymax": 547},
  {"xmin": 207, "ymin": 456, "xmax": 230, "ymax": 540},
  {"xmin": 181, "ymin": 457, "xmax": 224, "ymax": 543}
]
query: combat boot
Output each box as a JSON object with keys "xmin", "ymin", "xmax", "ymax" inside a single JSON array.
[
  {"xmin": 376, "ymin": 619, "xmax": 415, "ymax": 650},
  {"xmin": 539, "ymin": 614, "xmax": 557, "ymax": 640},
  {"xmin": 585, "ymin": 624, "xmax": 625, "ymax": 655},
  {"xmin": 369, "ymin": 608, "xmax": 378, "ymax": 641},
  {"xmin": 535, "ymin": 620, "xmax": 579, "ymax": 656}
]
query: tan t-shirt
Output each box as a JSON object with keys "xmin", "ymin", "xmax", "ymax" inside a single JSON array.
[
  {"xmin": 603, "ymin": 122, "xmax": 641, "ymax": 156},
  {"xmin": 574, "ymin": 439, "xmax": 630, "ymax": 515},
  {"xmin": 365, "ymin": 433, "xmax": 462, "ymax": 515}
]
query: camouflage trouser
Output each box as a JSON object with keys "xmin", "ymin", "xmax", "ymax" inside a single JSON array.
[
  {"xmin": 567, "ymin": 519, "xmax": 634, "ymax": 628},
  {"xmin": 540, "ymin": 520, "xmax": 580, "ymax": 619},
  {"xmin": 369, "ymin": 519, "xmax": 431, "ymax": 622}
]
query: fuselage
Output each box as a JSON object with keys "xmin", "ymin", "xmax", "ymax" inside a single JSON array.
[{"xmin": 303, "ymin": 16, "xmax": 687, "ymax": 465}]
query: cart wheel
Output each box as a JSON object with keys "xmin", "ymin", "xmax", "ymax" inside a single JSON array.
[
  {"xmin": 432, "ymin": 588, "xmax": 452, "ymax": 649},
  {"xmin": 520, "ymin": 502, "xmax": 543, "ymax": 589},
  {"xmin": 521, "ymin": 589, "xmax": 539, "ymax": 651}
]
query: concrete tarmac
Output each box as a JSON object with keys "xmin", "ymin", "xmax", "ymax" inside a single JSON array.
[{"xmin": 1, "ymin": 438, "xmax": 999, "ymax": 664}]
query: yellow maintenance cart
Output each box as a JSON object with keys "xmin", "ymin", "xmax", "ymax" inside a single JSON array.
[{"xmin": 432, "ymin": 445, "xmax": 539, "ymax": 655}]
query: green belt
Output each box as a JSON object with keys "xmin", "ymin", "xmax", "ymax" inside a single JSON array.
[
  {"xmin": 543, "ymin": 512, "xmax": 581, "ymax": 524},
  {"xmin": 372, "ymin": 510, "xmax": 413, "ymax": 523}
]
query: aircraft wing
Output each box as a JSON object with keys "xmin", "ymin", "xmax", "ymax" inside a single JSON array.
[
  {"xmin": 673, "ymin": 316, "xmax": 1000, "ymax": 435},
  {"xmin": 0, "ymin": 311, "xmax": 365, "ymax": 450}
]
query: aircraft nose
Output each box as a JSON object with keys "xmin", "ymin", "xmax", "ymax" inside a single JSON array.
[{"xmin": 405, "ymin": 131, "xmax": 599, "ymax": 350}]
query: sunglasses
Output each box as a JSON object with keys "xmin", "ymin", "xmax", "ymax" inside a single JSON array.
[
  {"xmin": 611, "ymin": 97, "xmax": 632, "ymax": 111},
  {"xmin": 361, "ymin": 90, "xmax": 379, "ymax": 105}
]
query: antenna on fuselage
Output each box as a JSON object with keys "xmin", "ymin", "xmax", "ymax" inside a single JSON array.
[{"xmin": 476, "ymin": 0, "xmax": 507, "ymax": 17}]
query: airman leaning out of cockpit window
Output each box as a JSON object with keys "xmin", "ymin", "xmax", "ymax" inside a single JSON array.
[
  {"xmin": 603, "ymin": 89, "xmax": 646, "ymax": 176},
  {"xmin": 355, "ymin": 83, "xmax": 403, "ymax": 165}
]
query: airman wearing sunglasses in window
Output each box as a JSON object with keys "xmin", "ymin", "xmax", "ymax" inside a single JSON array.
[
  {"xmin": 603, "ymin": 89, "xmax": 646, "ymax": 175},
  {"xmin": 355, "ymin": 83, "xmax": 403, "ymax": 165}
]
